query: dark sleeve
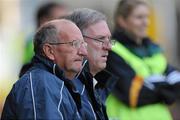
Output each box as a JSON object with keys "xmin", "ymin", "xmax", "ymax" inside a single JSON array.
[
  {"xmin": 1, "ymin": 86, "xmax": 17, "ymax": 120},
  {"xmin": 138, "ymin": 83, "xmax": 176, "ymax": 105},
  {"xmin": 106, "ymin": 51, "xmax": 163, "ymax": 107},
  {"xmin": 107, "ymin": 50, "xmax": 180, "ymax": 107},
  {"xmin": 146, "ymin": 64, "xmax": 180, "ymax": 105},
  {"xmin": 164, "ymin": 64, "xmax": 177, "ymax": 75},
  {"xmin": 95, "ymin": 69, "xmax": 118, "ymax": 99},
  {"xmin": 153, "ymin": 64, "xmax": 180, "ymax": 101},
  {"xmin": 2, "ymin": 74, "xmax": 80, "ymax": 120}
]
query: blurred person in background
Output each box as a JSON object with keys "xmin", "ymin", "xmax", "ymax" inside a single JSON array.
[
  {"xmin": 67, "ymin": 8, "xmax": 117, "ymax": 120},
  {"xmin": 1, "ymin": 19, "xmax": 87, "ymax": 119},
  {"xmin": 104, "ymin": 0, "xmax": 180, "ymax": 120},
  {"xmin": 20, "ymin": 1, "xmax": 68, "ymax": 77}
]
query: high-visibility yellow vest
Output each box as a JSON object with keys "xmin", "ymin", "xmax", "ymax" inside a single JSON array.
[{"xmin": 106, "ymin": 41, "xmax": 172, "ymax": 120}]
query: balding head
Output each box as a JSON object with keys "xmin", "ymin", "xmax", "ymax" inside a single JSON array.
[{"xmin": 34, "ymin": 19, "xmax": 82, "ymax": 56}]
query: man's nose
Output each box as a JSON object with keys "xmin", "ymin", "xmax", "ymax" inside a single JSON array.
[
  {"xmin": 78, "ymin": 44, "xmax": 88, "ymax": 56},
  {"xmin": 103, "ymin": 42, "xmax": 112, "ymax": 51}
]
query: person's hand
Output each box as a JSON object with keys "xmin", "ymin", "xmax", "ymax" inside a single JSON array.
[
  {"xmin": 144, "ymin": 74, "xmax": 166, "ymax": 90},
  {"xmin": 166, "ymin": 71, "xmax": 180, "ymax": 85}
]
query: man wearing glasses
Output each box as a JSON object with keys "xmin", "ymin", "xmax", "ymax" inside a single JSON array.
[
  {"xmin": 1, "ymin": 19, "xmax": 87, "ymax": 119},
  {"xmin": 67, "ymin": 8, "xmax": 117, "ymax": 120}
]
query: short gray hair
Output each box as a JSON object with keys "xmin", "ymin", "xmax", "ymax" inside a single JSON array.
[
  {"xmin": 66, "ymin": 8, "xmax": 106, "ymax": 33},
  {"xmin": 34, "ymin": 24, "xmax": 59, "ymax": 55}
]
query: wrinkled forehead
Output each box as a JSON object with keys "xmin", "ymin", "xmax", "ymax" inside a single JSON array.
[
  {"xmin": 58, "ymin": 23, "xmax": 83, "ymax": 42},
  {"xmin": 83, "ymin": 20, "xmax": 111, "ymax": 37}
]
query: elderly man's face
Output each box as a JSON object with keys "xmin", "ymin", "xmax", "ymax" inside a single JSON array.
[
  {"xmin": 52, "ymin": 22, "xmax": 87, "ymax": 78},
  {"xmin": 83, "ymin": 20, "xmax": 111, "ymax": 75}
]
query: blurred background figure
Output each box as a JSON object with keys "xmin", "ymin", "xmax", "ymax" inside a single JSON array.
[
  {"xmin": 105, "ymin": 0, "xmax": 180, "ymax": 120},
  {"xmin": 19, "ymin": 1, "xmax": 68, "ymax": 77}
]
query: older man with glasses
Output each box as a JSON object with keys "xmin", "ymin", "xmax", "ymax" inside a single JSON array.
[
  {"xmin": 66, "ymin": 8, "xmax": 117, "ymax": 120},
  {"xmin": 1, "ymin": 19, "xmax": 87, "ymax": 119}
]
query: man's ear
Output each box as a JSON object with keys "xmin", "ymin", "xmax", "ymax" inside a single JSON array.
[{"xmin": 43, "ymin": 43, "xmax": 55, "ymax": 61}]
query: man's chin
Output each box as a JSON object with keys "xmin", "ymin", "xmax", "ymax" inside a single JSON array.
[
  {"xmin": 69, "ymin": 67, "xmax": 81, "ymax": 77},
  {"xmin": 98, "ymin": 63, "xmax": 106, "ymax": 70},
  {"xmin": 72, "ymin": 64, "xmax": 82, "ymax": 73}
]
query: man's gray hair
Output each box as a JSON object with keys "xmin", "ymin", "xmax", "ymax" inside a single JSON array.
[
  {"xmin": 66, "ymin": 8, "xmax": 106, "ymax": 33},
  {"xmin": 34, "ymin": 24, "xmax": 59, "ymax": 55}
]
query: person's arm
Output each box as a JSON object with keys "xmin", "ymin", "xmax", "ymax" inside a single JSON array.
[
  {"xmin": 2, "ymin": 75, "xmax": 81, "ymax": 120},
  {"xmin": 1, "ymin": 81, "xmax": 63, "ymax": 119},
  {"xmin": 106, "ymin": 51, "xmax": 177, "ymax": 107},
  {"xmin": 143, "ymin": 65, "xmax": 180, "ymax": 104},
  {"xmin": 107, "ymin": 53, "xmax": 180, "ymax": 106},
  {"xmin": 1, "ymin": 85, "xmax": 17, "ymax": 120}
]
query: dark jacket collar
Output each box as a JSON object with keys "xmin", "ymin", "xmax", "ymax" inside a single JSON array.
[
  {"xmin": 78, "ymin": 61, "xmax": 118, "ymax": 120},
  {"xmin": 78, "ymin": 61, "xmax": 110, "ymax": 120},
  {"xmin": 112, "ymin": 27, "xmax": 148, "ymax": 46},
  {"xmin": 95, "ymin": 69, "xmax": 118, "ymax": 89},
  {"xmin": 78, "ymin": 61, "xmax": 115, "ymax": 89},
  {"xmin": 112, "ymin": 27, "xmax": 162, "ymax": 57},
  {"xmin": 32, "ymin": 54, "xmax": 65, "ymax": 80}
]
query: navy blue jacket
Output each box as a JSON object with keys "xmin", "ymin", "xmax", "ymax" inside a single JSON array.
[
  {"xmin": 72, "ymin": 78, "xmax": 97, "ymax": 120},
  {"xmin": 1, "ymin": 55, "xmax": 81, "ymax": 120}
]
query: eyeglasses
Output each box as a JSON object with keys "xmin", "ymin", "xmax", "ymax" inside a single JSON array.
[
  {"xmin": 48, "ymin": 40, "xmax": 87, "ymax": 49},
  {"xmin": 83, "ymin": 35, "xmax": 116, "ymax": 47}
]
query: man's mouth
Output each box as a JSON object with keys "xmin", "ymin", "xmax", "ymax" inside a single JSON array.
[
  {"xmin": 74, "ymin": 58, "xmax": 83, "ymax": 62},
  {"xmin": 101, "ymin": 54, "xmax": 108, "ymax": 61},
  {"xmin": 101, "ymin": 54, "xmax": 108, "ymax": 58}
]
